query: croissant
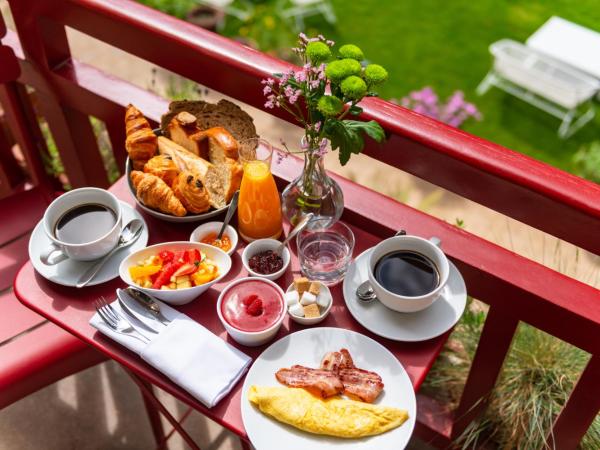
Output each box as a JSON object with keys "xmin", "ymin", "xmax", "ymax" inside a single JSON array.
[
  {"xmin": 130, "ymin": 170, "xmax": 186, "ymax": 217},
  {"xmin": 143, "ymin": 155, "xmax": 179, "ymax": 185},
  {"xmin": 125, "ymin": 104, "xmax": 157, "ymax": 170},
  {"xmin": 171, "ymin": 171, "xmax": 211, "ymax": 214}
]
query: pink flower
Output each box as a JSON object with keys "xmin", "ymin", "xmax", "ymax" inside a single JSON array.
[
  {"xmin": 299, "ymin": 33, "xmax": 308, "ymax": 43},
  {"xmin": 314, "ymin": 121, "xmax": 322, "ymax": 132},
  {"xmin": 309, "ymin": 80, "xmax": 320, "ymax": 89},
  {"xmin": 316, "ymin": 138, "xmax": 329, "ymax": 157},
  {"xmin": 263, "ymin": 85, "xmax": 272, "ymax": 95},
  {"xmin": 326, "ymin": 40, "xmax": 335, "ymax": 47},
  {"xmin": 265, "ymin": 99, "xmax": 275, "ymax": 109},
  {"xmin": 261, "ymin": 78, "xmax": 275, "ymax": 86},
  {"xmin": 295, "ymin": 70, "xmax": 307, "ymax": 82}
]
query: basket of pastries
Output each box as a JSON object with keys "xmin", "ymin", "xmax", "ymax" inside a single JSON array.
[{"xmin": 125, "ymin": 99, "xmax": 257, "ymax": 222}]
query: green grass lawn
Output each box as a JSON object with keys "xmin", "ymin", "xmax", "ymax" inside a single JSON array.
[
  {"xmin": 216, "ymin": 0, "xmax": 600, "ymax": 175},
  {"xmin": 324, "ymin": 0, "xmax": 600, "ymax": 173}
]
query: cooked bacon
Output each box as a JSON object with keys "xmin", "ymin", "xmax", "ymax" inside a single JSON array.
[
  {"xmin": 338, "ymin": 368, "xmax": 384, "ymax": 403},
  {"xmin": 275, "ymin": 365, "xmax": 343, "ymax": 398},
  {"xmin": 320, "ymin": 348, "xmax": 355, "ymax": 372}
]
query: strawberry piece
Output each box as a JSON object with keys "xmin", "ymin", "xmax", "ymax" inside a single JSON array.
[
  {"xmin": 159, "ymin": 250, "xmax": 174, "ymax": 263},
  {"xmin": 243, "ymin": 294, "xmax": 259, "ymax": 306},
  {"xmin": 186, "ymin": 249, "xmax": 201, "ymax": 265},
  {"xmin": 246, "ymin": 298, "xmax": 263, "ymax": 316}
]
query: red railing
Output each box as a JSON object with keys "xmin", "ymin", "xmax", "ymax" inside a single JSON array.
[{"xmin": 2, "ymin": 0, "xmax": 599, "ymax": 448}]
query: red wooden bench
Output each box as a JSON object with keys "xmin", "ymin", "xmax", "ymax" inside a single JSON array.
[
  {"xmin": 2, "ymin": 0, "xmax": 600, "ymax": 448},
  {"xmin": 0, "ymin": 12, "xmax": 105, "ymax": 410}
]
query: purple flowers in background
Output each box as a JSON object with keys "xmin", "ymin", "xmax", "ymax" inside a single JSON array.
[{"xmin": 398, "ymin": 87, "xmax": 482, "ymax": 128}]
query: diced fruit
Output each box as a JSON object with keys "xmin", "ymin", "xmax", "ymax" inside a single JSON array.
[
  {"xmin": 172, "ymin": 263, "xmax": 197, "ymax": 278},
  {"xmin": 152, "ymin": 260, "xmax": 183, "ymax": 289},
  {"xmin": 129, "ymin": 265, "xmax": 162, "ymax": 279},
  {"xmin": 159, "ymin": 250, "xmax": 174, "ymax": 263},
  {"xmin": 191, "ymin": 271, "xmax": 215, "ymax": 286},
  {"xmin": 186, "ymin": 249, "xmax": 201, "ymax": 265},
  {"xmin": 161, "ymin": 285, "xmax": 171, "ymax": 290}
]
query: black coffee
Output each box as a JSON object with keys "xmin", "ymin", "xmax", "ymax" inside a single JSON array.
[
  {"xmin": 374, "ymin": 251, "xmax": 439, "ymax": 297},
  {"xmin": 54, "ymin": 203, "xmax": 116, "ymax": 244}
]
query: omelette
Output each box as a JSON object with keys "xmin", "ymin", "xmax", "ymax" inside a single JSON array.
[{"xmin": 247, "ymin": 385, "xmax": 409, "ymax": 438}]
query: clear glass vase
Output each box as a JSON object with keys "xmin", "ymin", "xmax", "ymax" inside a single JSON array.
[{"xmin": 281, "ymin": 148, "xmax": 344, "ymax": 228}]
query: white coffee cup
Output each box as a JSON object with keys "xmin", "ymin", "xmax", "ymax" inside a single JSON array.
[
  {"xmin": 367, "ymin": 235, "xmax": 449, "ymax": 313},
  {"xmin": 40, "ymin": 188, "xmax": 122, "ymax": 265}
]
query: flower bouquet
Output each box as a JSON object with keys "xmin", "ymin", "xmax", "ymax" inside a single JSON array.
[{"xmin": 262, "ymin": 34, "xmax": 389, "ymax": 225}]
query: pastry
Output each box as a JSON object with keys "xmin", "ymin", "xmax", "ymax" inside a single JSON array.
[
  {"xmin": 202, "ymin": 127, "xmax": 239, "ymax": 163},
  {"xmin": 158, "ymin": 136, "xmax": 241, "ymax": 209},
  {"xmin": 130, "ymin": 170, "xmax": 186, "ymax": 217},
  {"xmin": 125, "ymin": 104, "xmax": 157, "ymax": 170},
  {"xmin": 171, "ymin": 171, "xmax": 211, "ymax": 214},
  {"xmin": 166, "ymin": 112, "xmax": 209, "ymax": 158},
  {"xmin": 143, "ymin": 154, "xmax": 179, "ymax": 185}
]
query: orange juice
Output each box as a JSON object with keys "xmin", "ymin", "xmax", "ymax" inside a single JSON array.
[{"xmin": 238, "ymin": 160, "xmax": 282, "ymax": 241}]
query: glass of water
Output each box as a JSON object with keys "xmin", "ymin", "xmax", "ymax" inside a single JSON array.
[{"xmin": 296, "ymin": 221, "xmax": 355, "ymax": 285}]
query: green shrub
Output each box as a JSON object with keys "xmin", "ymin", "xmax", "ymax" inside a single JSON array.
[{"xmin": 573, "ymin": 141, "xmax": 600, "ymax": 183}]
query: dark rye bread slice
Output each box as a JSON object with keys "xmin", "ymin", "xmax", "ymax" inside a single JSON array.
[{"xmin": 160, "ymin": 99, "xmax": 258, "ymax": 156}]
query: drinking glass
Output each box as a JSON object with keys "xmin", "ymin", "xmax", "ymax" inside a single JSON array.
[
  {"xmin": 296, "ymin": 221, "xmax": 355, "ymax": 285},
  {"xmin": 237, "ymin": 138, "xmax": 283, "ymax": 242}
]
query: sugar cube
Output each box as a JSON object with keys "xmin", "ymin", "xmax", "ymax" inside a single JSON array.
[
  {"xmin": 303, "ymin": 304, "xmax": 320, "ymax": 318},
  {"xmin": 300, "ymin": 292, "xmax": 317, "ymax": 306},
  {"xmin": 308, "ymin": 282, "xmax": 320, "ymax": 295},
  {"xmin": 288, "ymin": 302, "xmax": 305, "ymax": 317},
  {"xmin": 284, "ymin": 290, "xmax": 300, "ymax": 306},
  {"xmin": 294, "ymin": 277, "xmax": 311, "ymax": 295},
  {"xmin": 316, "ymin": 293, "xmax": 330, "ymax": 308}
]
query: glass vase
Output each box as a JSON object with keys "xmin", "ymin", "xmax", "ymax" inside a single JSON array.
[{"xmin": 281, "ymin": 148, "xmax": 344, "ymax": 228}]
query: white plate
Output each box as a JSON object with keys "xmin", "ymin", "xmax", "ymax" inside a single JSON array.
[
  {"xmin": 241, "ymin": 327, "xmax": 416, "ymax": 450},
  {"xmin": 343, "ymin": 248, "xmax": 467, "ymax": 342},
  {"xmin": 126, "ymin": 157, "xmax": 228, "ymax": 223},
  {"xmin": 29, "ymin": 201, "xmax": 149, "ymax": 287}
]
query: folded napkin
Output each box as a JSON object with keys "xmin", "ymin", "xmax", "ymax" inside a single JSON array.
[{"xmin": 89, "ymin": 298, "xmax": 251, "ymax": 408}]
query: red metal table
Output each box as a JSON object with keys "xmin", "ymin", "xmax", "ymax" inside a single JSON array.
[{"xmin": 14, "ymin": 176, "xmax": 450, "ymax": 448}]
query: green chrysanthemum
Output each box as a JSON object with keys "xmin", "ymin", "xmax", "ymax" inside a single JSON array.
[
  {"xmin": 338, "ymin": 44, "xmax": 364, "ymax": 61},
  {"xmin": 340, "ymin": 75, "xmax": 367, "ymax": 100},
  {"xmin": 325, "ymin": 58, "xmax": 362, "ymax": 83},
  {"xmin": 364, "ymin": 64, "xmax": 388, "ymax": 85},
  {"xmin": 317, "ymin": 95, "xmax": 344, "ymax": 117},
  {"xmin": 305, "ymin": 41, "xmax": 332, "ymax": 64}
]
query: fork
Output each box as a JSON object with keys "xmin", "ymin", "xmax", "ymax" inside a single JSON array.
[{"xmin": 94, "ymin": 297, "xmax": 150, "ymax": 344}]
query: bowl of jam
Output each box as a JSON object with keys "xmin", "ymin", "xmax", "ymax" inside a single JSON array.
[
  {"xmin": 190, "ymin": 221, "xmax": 238, "ymax": 256},
  {"xmin": 217, "ymin": 277, "xmax": 286, "ymax": 346},
  {"xmin": 241, "ymin": 238, "xmax": 290, "ymax": 281}
]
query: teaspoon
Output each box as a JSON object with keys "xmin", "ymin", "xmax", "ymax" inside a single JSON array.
[
  {"xmin": 76, "ymin": 219, "xmax": 144, "ymax": 288},
  {"xmin": 276, "ymin": 213, "xmax": 314, "ymax": 256}
]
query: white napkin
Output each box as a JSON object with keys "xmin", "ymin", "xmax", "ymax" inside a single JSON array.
[{"xmin": 89, "ymin": 298, "xmax": 251, "ymax": 408}]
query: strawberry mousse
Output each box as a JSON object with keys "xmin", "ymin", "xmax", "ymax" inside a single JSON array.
[{"xmin": 220, "ymin": 279, "xmax": 284, "ymax": 332}]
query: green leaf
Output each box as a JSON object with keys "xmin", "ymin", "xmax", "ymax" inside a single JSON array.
[
  {"xmin": 348, "ymin": 105, "xmax": 363, "ymax": 116},
  {"xmin": 324, "ymin": 120, "xmax": 364, "ymax": 165},
  {"xmin": 343, "ymin": 120, "xmax": 386, "ymax": 143}
]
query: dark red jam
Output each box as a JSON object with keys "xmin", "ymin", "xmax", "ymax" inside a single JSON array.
[{"xmin": 248, "ymin": 250, "xmax": 284, "ymax": 275}]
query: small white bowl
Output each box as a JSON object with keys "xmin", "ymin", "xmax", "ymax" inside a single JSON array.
[
  {"xmin": 241, "ymin": 239, "xmax": 290, "ymax": 281},
  {"xmin": 189, "ymin": 221, "xmax": 239, "ymax": 256},
  {"xmin": 119, "ymin": 241, "xmax": 232, "ymax": 305},
  {"xmin": 217, "ymin": 277, "xmax": 286, "ymax": 346},
  {"xmin": 285, "ymin": 281, "xmax": 332, "ymax": 325}
]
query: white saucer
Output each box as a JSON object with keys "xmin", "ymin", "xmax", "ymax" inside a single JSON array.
[
  {"xmin": 29, "ymin": 201, "xmax": 149, "ymax": 287},
  {"xmin": 343, "ymin": 248, "xmax": 467, "ymax": 342}
]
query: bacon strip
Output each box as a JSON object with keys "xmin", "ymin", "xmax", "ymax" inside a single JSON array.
[
  {"xmin": 275, "ymin": 365, "xmax": 344, "ymax": 398},
  {"xmin": 339, "ymin": 367, "xmax": 384, "ymax": 403},
  {"xmin": 320, "ymin": 348, "xmax": 355, "ymax": 372}
]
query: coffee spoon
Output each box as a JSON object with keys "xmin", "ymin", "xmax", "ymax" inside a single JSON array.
[
  {"xmin": 76, "ymin": 219, "xmax": 144, "ymax": 288},
  {"xmin": 215, "ymin": 190, "xmax": 239, "ymax": 244}
]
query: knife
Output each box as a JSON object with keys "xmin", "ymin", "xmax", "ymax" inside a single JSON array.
[
  {"xmin": 117, "ymin": 289, "xmax": 167, "ymax": 334},
  {"xmin": 122, "ymin": 287, "xmax": 170, "ymax": 325}
]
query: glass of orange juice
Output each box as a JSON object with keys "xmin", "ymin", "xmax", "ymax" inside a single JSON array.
[{"xmin": 237, "ymin": 138, "xmax": 282, "ymax": 242}]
